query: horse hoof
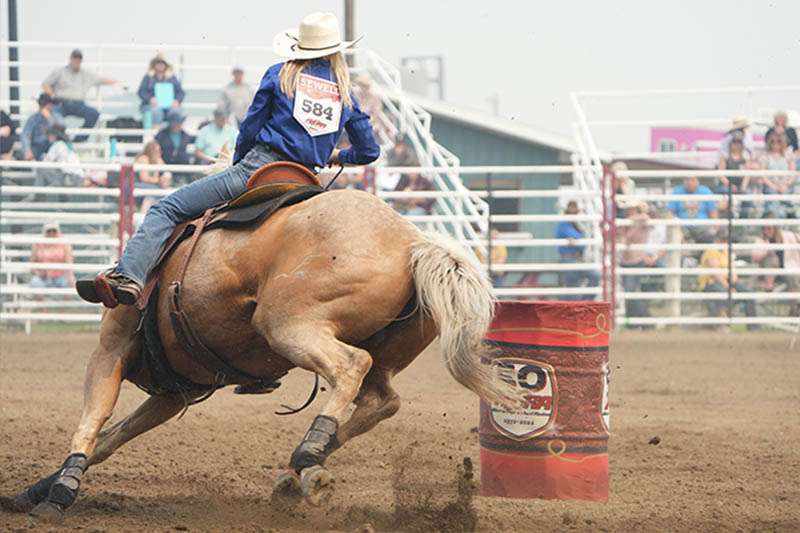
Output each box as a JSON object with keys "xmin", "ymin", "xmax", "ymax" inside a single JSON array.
[
  {"xmin": 300, "ymin": 465, "xmax": 335, "ymax": 507},
  {"xmin": 0, "ymin": 490, "xmax": 35, "ymax": 513},
  {"xmin": 29, "ymin": 501, "xmax": 65, "ymax": 523},
  {"xmin": 270, "ymin": 471, "xmax": 302, "ymax": 509}
]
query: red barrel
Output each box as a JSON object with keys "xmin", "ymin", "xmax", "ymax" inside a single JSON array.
[{"xmin": 479, "ymin": 301, "xmax": 610, "ymax": 501}]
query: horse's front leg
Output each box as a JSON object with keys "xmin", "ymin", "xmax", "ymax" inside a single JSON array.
[
  {"xmin": 16, "ymin": 308, "xmax": 140, "ymax": 522},
  {"xmin": 259, "ymin": 323, "xmax": 372, "ymax": 506}
]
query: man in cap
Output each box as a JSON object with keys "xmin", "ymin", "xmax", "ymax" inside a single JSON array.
[
  {"xmin": 42, "ymin": 49, "xmax": 119, "ymax": 142},
  {"xmin": 155, "ymin": 108, "xmax": 194, "ymax": 167},
  {"xmin": 21, "ymin": 93, "xmax": 64, "ymax": 160},
  {"xmin": 195, "ymin": 108, "xmax": 238, "ymax": 163},
  {"xmin": 218, "ymin": 66, "xmax": 253, "ymax": 126}
]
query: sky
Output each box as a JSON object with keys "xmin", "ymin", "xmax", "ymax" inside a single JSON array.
[{"xmin": 2, "ymin": 0, "xmax": 799, "ymax": 151}]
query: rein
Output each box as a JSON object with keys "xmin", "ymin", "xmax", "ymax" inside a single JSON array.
[{"xmin": 275, "ymin": 373, "xmax": 320, "ymax": 416}]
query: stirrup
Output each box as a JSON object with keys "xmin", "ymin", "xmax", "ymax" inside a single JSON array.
[{"xmin": 76, "ymin": 270, "xmax": 142, "ymax": 308}]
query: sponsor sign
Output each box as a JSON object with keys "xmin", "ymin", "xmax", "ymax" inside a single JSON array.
[{"xmin": 489, "ymin": 358, "xmax": 557, "ymax": 440}]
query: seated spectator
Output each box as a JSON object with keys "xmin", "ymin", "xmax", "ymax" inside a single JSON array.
[
  {"xmin": 475, "ymin": 228, "xmax": 508, "ymax": 285},
  {"xmin": 1, "ymin": 108, "xmax": 16, "ymax": 159},
  {"xmin": 719, "ymin": 115, "xmax": 754, "ymax": 157},
  {"xmin": 556, "ymin": 200, "xmax": 599, "ymax": 300},
  {"xmin": 697, "ymin": 230, "xmax": 755, "ymax": 322},
  {"xmin": 138, "ymin": 55, "xmax": 185, "ymax": 127},
  {"xmin": 21, "ymin": 93, "xmax": 63, "ymax": 160},
  {"xmin": 155, "ymin": 109, "xmax": 194, "ymax": 166},
  {"xmin": 760, "ymin": 131, "xmax": 797, "ymax": 218},
  {"xmin": 393, "ymin": 172, "xmax": 434, "ymax": 216},
  {"xmin": 717, "ymin": 133, "xmax": 753, "ymax": 217},
  {"xmin": 195, "ymin": 108, "xmax": 238, "ymax": 163},
  {"xmin": 38, "ymin": 124, "xmax": 84, "ymax": 187},
  {"xmin": 765, "ymin": 111, "xmax": 798, "ymax": 155},
  {"xmin": 42, "ymin": 49, "xmax": 118, "ymax": 142},
  {"xmin": 644, "ymin": 205, "xmax": 668, "ymax": 268},
  {"xmin": 353, "ymin": 75, "xmax": 387, "ymax": 141},
  {"xmin": 379, "ymin": 138, "xmax": 417, "ymax": 191},
  {"xmin": 135, "ymin": 141, "xmax": 172, "ymax": 189},
  {"xmin": 667, "ymin": 176, "xmax": 717, "ymax": 243},
  {"xmin": 618, "ymin": 199, "xmax": 652, "ymax": 319},
  {"xmin": 218, "ymin": 66, "xmax": 253, "ymax": 126},
  {"xmin": 135, "ymin": 141, "xmax": 173, "ymax": 212},
  {"xmin": 30, "ymin": 221, "xmax": 74, "ymax": 289},
  {"xmin": 751, "ymin": 221, "xmax": 800, "ymax": 314}
]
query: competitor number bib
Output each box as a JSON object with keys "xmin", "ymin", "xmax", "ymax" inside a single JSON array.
[{"xmin": 293, "ymin": 73, "xmax": 343, "ymax": 137}]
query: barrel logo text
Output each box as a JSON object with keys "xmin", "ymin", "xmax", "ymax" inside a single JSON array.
[{"xmin": 489, "ymin": 358, "xmax": 557, "ymax": 440}]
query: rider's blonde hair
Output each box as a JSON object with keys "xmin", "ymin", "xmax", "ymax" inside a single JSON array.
[{"xmin": 278, "ymin": 52, "xmax": 353, "ymax": 109}]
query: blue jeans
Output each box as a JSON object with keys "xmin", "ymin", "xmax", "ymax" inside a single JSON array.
[
  {"xmin": 30, "ymin": 275, "xmax": 71, "ymax": 288},
  {"xmin": 560, "ymin": 256, "xmax": 600, "ymax": 301},
  {"xmin": 116, "ymin": 143, "xmax": 281, "ymax": 284},
  {"xmin": 54, "ymin": 100, "xmax": 99, "ymax": 142}
]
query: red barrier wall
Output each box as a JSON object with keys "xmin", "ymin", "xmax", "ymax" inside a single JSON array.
[{"xmin": 479, "ymin": 301, "xmax": 610, "ymax": 501}]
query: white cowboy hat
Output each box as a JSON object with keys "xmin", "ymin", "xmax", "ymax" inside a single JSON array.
[
  {"xmin": 273, "ymin": 12, "xmax": 363, "ymax": 60},
  {"xmin": 731, "ymin": 114, "xmax": 750, "ymax": 130}
]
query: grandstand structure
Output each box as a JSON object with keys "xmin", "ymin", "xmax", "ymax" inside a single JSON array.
[{"xmin": 1, "ymin": 40, "xmax": 798, "ymax": 332}]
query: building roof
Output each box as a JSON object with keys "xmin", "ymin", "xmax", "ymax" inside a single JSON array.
[{"xmin": 407, "ymin": 94, "xmax": 576, "ymax": 154}]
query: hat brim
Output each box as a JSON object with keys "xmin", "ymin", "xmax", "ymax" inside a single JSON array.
[{"xmin": 272, "ymin": 28, "xmax": 363, "ymax": 60}]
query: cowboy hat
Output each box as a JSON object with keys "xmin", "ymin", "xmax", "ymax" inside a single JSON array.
[
  {"xmin": 731, "ymin": 114, "xmax": 750, "ymax": 130},
  {"xmin": 273, "ymin": 12, "xmax": 363, "ymax": 61}
]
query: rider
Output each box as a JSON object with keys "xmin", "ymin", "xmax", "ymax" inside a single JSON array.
[{"xmin": 77, "ymin": 12, "xmax": 380, "ymax": 308}]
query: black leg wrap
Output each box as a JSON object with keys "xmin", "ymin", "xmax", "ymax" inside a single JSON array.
[
  {"xmin": 26, "ymin": 470, "xmax": 60, "ymax": 505},
  {"xmin": 44, "ymin": 453, "xmax": 88, "ymax": 510},
  {"xmin": 289, "ymin": 415, "xmax": 340, "ymax": 474}
]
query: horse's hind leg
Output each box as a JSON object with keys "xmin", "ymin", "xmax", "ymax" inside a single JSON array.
[
  {"xmin": 258, "ymin": 323, "xmax": 372, "ymax": 505},
  {"xmin": 13, "ymin": 307, "xmax": 140, "ymax": 522}
]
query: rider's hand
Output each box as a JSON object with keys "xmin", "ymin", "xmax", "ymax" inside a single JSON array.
[{"xmin": 328, "ymin": 149, "xmax": 341, "ymax": 166}]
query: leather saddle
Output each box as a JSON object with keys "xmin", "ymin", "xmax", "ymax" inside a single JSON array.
[{"xmin": 130, "ymin": 161, "xmax": 324, "ymax": 398}]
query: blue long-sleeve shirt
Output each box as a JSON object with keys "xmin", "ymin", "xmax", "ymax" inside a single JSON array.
[
  {"xmin": 556, "ymin": 221, "xmax": 585, "ymax": 257},
  {"xmin": 234, "ymin": 60, "xmax": 380, "ymax": 169},
  {"xmin": 21, "ymin": 111, "xmax": 63, "ymax": 159}
]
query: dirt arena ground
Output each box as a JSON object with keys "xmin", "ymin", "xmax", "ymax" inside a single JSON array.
[{"xmin": 1, "ymin": 329, "xmax": 798, "ymax": 532}]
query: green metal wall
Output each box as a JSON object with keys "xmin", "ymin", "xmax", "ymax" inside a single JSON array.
[{"xmin": 428, "ymin": 115, "xmax": 570, "ymax": 272}]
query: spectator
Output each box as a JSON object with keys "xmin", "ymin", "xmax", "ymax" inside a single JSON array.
[
  {"xmin": 21, "ymin": 93, "xmax": 64, "ymax": 161},
  {"xmin": 379, "ymin": 138, "xmax": 417, "ymax": 191},
  {"xmin": 42, "ymin": 49, "xmax": 118, "ymax": 142},
  {"xmin": 352, "ymin": 75, "xmax": 387, "ymax": 141},
  {"xmin": 135, "ymin": 141, "xmax": 172, "ymax": 189},
  {"xmin": 218, "ymin": 66, "xmax": 253, "ymax": 126},
  {"xmin": 556, "ymin": 200, "xmax": 599, "ymax": 300},
  {"xmin": 765, "ymin": 111, "xmax": 798, "ymax": 154},
  {"xmin": 667, "ymin": 176, "xmax": 717, "ymax": 242},
  {"xmin": 39, "ymin": 124, "xmax": 84, "ymax": 187},
  {"xmin": 751, "ymin": 221, "xmax": 800, "ymax": 314},
  {"xmin": 644, "ymin": 205, "xmax": 668, "ymax": 268},
  {"xmin": 717, "ymin": 133, "xmax": 753, "ymax": 217},
  {"xmin": 618, "ymin": 199, "xmax": 652, "ymax": 320},
  {"xmin": 30, "ymin": 221, "xmax": 75, "ymax": 289},
  {"xmin": 393, "ymin": 172, "xmax": 434, "ymax": 216},
  {"xmin": 481, "ymin": 228, "xmax": 508, "ymax": 285},
  {"xmin": 194, "ymin": 108, "xmax": 238, "ymax": 163},
  {"xmin": 155, "ymin": 109, "xmax": 194, "ymax": 166},
  {"xmin": 697, "ymin": 230, "xmax": 755, "ymax": 322},
  {"xmin": 137, "ymin": 55, "xmax": 185, "ymax": 127},
  {"xmin": 719, "ymin": 115, "xmax": 755, "ymax": 157},
  {"xmin": 611, "ymin": 161, "xmax": 634, "ymax": 219},
  {"xmin": 760, "ymin": 131, "xmax": 797, "ymax": 218},
  {"xmin": 0, "ymin": 108, "xmax": 15, "ymax": 159},
  {"xmin": 134, "ymin": 141, "xmax": 173, "ymax": 212}
]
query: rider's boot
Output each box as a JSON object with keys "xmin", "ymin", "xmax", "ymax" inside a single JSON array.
[{"xmin": 76, "ymin": 268, "xmax": 142, "ymax": 309}]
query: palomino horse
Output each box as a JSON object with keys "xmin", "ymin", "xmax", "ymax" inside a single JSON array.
[{"xmin": 4, "ymin": 187, "xmax": 521, "ymax": 521}]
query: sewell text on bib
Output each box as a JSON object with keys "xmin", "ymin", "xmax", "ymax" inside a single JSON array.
[{"xmin": 292, "ymin": 73, "xmax": 343, "ymax": 137}]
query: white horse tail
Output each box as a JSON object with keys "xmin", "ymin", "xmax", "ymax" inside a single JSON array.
[{"xmin": 410, "ymin": 231, "xmax": 521, "ymax": 407}]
